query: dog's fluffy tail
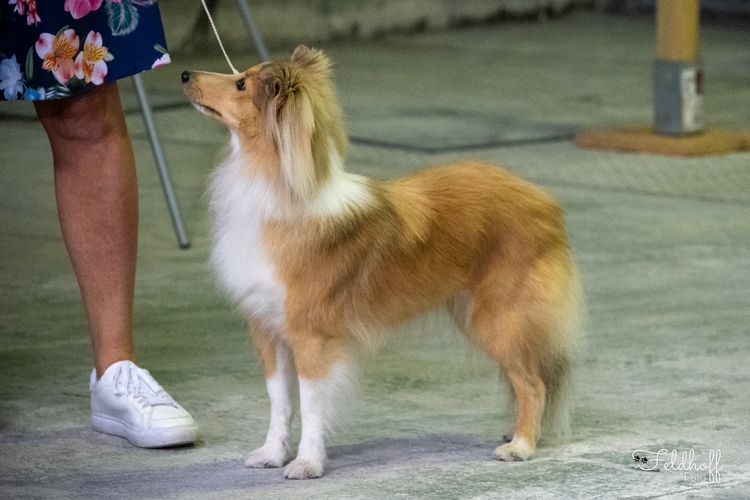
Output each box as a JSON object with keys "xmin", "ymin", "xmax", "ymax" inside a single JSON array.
[{"xmin": 540, "ymin": 261, "xmax": 585, "ymax": 440}]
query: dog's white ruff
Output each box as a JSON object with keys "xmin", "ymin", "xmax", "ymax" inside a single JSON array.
[{"xmin": 208, "ymin": 134, "xmax": 287, "ymax": 330}]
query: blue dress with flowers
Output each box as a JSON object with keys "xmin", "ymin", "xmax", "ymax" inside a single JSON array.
[{"xmin": 0, "ymin": 0, "xmax": 170, "ymax": 100}]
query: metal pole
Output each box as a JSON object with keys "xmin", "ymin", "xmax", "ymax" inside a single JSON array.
[
  {"xmin": 133, "ymin": 73, "xmax": 190, "ymax": 249},
  {"xmin": 235, "ymin": 0, "xmax": 270, "ymax": 62},
  {"xmin": 654, "ymin": 0, "xmax": 703, "ymax": 135}
]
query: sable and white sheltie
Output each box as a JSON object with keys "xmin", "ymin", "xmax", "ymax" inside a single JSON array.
[{"xmin": 182, "ymin": 45, "xmax": 583, "ymax": 479}]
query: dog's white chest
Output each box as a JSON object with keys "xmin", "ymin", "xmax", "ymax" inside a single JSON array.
[{"xmin": 208, "ymin": 157, "xmax": 286, "ymax": 330}]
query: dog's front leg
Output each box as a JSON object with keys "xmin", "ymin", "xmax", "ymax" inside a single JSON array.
[
  {"xmin": 245, "ymin": 322, "xmax": 297, "ymax": 468},
  {"xmin": 284, "ymin": 336, "xmax": 355, "ymax": 480},
  {"xmin": 283, "ymin": 376, "xmax": 328, "ymax": 479}
]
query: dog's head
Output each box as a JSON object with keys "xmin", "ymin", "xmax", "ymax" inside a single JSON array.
[{"xmin": 182, "ymin": 45, "xmax": 348, "ymax": 199}]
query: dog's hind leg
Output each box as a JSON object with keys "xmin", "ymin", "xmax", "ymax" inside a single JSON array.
[
  {"xmin": 494, "ymin": 364, "xmax": 546, "ymax": 461},
  {"xmin": 472, "ymin": 309, "xmax": 548, "ymax": 461},
  {"xmin": 245, "ymin": 320, "xmax": 298, "ymax": 469},
  {"xmin": 467, "ymin": 249, "xmax": 580, "ymax": 462},
  {"xmin": 284, "ymin": 333, "xmax": 356, "ymax": 479},
  {"xmin": 449, "ymin": 290, "xmax": 541, "ymax": 459}
]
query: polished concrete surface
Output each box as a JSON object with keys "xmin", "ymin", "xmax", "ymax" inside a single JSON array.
[{"xmin": 2, "ymin": 12, "xmax": 750, "ymax": 499}]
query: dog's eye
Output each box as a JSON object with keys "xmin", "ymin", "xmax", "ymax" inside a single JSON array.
[{"xmin": 236, "ymin": 79, "xmax": 246, "ymax": 91}]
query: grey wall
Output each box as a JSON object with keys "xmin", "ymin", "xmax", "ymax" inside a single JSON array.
[{"xmin": 159, "ymin": 0, "xmax": 596, "ymax": 54}]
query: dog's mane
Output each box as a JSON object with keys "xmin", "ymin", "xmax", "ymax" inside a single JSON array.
[{"xmin": 254, "ymin": 46, "xmax": 349, "ymax": 200}]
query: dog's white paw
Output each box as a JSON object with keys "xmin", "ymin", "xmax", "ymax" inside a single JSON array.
[
  {"xmin": 493, "ymin": 438, "xmax": 535, "ymax": 462},
  {"xmin": 244, "ymin": 445, "xmax": 288, "ymax": 468},
  {"xmin": 284, "ymin": 457, "xmax": 324, "ymax": 479}
]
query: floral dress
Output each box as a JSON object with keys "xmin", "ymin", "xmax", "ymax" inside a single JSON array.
[{"xmin": 0, "ymin": 0, "xmax": 170, "ymax": 100}]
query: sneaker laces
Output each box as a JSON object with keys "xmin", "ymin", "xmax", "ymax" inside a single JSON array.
[{"xmin": 111, "ymin": 362, "xmax": 178, "ymax": 410}]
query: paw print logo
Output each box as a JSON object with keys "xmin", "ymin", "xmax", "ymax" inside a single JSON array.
[{"xmin": 631, "ymin": 450, "xmax": 660, "ymax": 471}]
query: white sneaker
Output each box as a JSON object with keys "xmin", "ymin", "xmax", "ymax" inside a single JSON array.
[{"xmin": 90, "ymin": 360, "xmax": 199, "ymax": 448}]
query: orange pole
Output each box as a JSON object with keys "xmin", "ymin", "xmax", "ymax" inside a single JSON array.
[{"xmin": 656, "ymin": 0, "xmax": 700, "ymax": 62}]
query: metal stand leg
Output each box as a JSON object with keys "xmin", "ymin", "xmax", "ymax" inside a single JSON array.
[
  {"xmin": 235, "ymin": 0, "xmax": 270, "ymax": 62},
  {"xmin": 132, "ymin": 73, "xmax": 190, "ymax": 249}
]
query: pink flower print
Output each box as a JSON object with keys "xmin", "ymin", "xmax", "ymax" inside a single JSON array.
[
  {"xmin": 9, "ymin": 0, "xmax": 24, "ymax": 15},
  {"xmin": 151, "ymin": 53, "xmax": 171, "ymax": 69},
  {"xmin": 36, "ymin": 29, "xmax": 80, "ymax": 84},
  {"xmin": 64, "ymin": 0, "xmax": 103, "ymax": 20},
  {"xmin": 25, "ymin": 0, "xmax": 39, "ymax": 25},
  {"xmin": 75, "ymin": 31, "xmax": 112, "ymax": 85},
  {"xmin": 8, "ymin": 0, "xmax": 40, "ymax": 25}
]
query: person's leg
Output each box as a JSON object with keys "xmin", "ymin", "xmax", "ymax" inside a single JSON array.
[
  {"xmin": 35, "ymin": 82, "xmax": 198, "ymax": 448},
  {"xmin": 34, "ymin": 82, "xmax": 138, "ymax": 379}
]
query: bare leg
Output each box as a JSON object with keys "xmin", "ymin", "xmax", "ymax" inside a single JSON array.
[{"xmin": 35, "ymin": 82, "xmax": 138, "ymax": 378}]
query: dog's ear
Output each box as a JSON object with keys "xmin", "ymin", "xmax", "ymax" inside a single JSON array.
[
  {"xmin": 290, "ymin": 44, "xmax": 311, "ymax": 60},
  {"xmin": 257, "ymin": 46, "xmax": 330, "ymax": 113},
  {"xmin": 290, "ymin": 45, "xmax": 330, "ymax": 73},
  {"xmin": 259, "ymin": 71, "xmax": 292, "ymax": 111}
]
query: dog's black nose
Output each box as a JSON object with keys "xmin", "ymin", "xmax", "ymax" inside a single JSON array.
[{"xmin": 181, "ymin": 71, "xmax": 190, "ymax": 83}]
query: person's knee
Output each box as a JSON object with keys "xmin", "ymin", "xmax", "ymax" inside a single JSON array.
[{"xmin": 35, "ymin": 83, "xmax": 127, "ymax": 144}]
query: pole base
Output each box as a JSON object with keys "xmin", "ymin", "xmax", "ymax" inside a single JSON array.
[
  {"xmin": 654, "ymin": 59, "xmax": 703, "ymax": 135},
  {"xmin": 575, "ymin": 126, "xmax": 750, "ymax": 157}
]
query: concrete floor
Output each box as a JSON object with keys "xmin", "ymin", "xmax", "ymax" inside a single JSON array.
[{"xmin": 2, "ymin": 12, "xmax": 750, "ymax": 499}]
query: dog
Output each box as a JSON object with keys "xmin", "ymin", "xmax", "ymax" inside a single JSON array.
[{"xmin": 182, "ymin": 45, "xmax": 583, "ymax": 480}]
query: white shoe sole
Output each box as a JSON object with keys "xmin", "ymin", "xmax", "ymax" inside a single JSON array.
[{"xmin": 92, "ymin": 414, "xmax": 198, "ymax": 448}]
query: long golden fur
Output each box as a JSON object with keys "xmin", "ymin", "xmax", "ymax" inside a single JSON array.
[{"xmin": 183, "ymin": 45, "xmax": 584, "ymax": 479}]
